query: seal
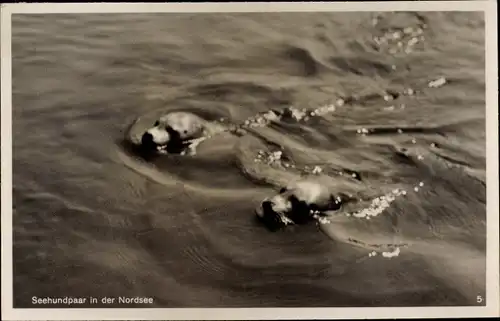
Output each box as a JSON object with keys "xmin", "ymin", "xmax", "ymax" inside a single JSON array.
[
  {"xmin": 140, "ymin": 112, "xmax": 213, "ymax": 155},
  {"xmin": 255, "ymin": 180, "xmax": 354, "ymax": 230}
]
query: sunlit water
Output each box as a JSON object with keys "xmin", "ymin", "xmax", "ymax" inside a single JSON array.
[{"xmin": 11, "ymin": 12, "xmax": 486, "ymax": 307}]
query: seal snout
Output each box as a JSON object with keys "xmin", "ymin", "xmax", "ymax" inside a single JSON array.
[
  {"xmin": 258, "ymin": 200, "xmax": 274, "ymax": 218},
  {"xmin": 141, "ymin": 131, "xmax": 154, "ymax": 145},
  {"xmin": 141, "ymin": 132, "xmax": 157, "ymax": 151},
  {"xmin": 255, "ymin": 197, "xmax": 294, "ymax": 231},
  {"xmin": 255, "ymin": 198, "xmax": 269, "ymax": 218},
  {"xmin": 140, "ymin": 125, "xmax": 171, "ymax": 153}
]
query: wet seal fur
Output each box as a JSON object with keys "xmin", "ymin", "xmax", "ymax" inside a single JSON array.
[
  {"xmin": 255, "ymin": 180, "xmax": 355, "ymax": 231},
  {"xmin": 140, "ymin": 112, "xmax": 208, "ymax": 155},
  {"xmin": 122, "ymin": 111, "xmax": 229, "ymax": 160}
]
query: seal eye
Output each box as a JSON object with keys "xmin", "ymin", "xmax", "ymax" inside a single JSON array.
[{"xmin": 154, "ymin": 121, "xmax": 159, "ymax": 126}]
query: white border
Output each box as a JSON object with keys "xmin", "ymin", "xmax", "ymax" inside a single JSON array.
[{"xmin": 1, "ymin": 2, "xmax": 498, "ymax": 320}]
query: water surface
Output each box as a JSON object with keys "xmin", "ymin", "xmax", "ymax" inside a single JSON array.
[{"xmin": 12, "ymin": 12, "xmax": 486, "ymax": 307}]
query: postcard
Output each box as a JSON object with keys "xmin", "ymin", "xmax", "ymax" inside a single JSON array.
[{"xmin": 1, "ymin": 1, "xmax": 498, "ymax": 320}]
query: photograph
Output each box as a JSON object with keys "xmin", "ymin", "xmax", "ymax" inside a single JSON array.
[{"xmin": 1, "ymin": 1, "xmax": 498, "ymax": 320}]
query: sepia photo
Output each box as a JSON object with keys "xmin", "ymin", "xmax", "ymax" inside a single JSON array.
[{"xmin": 1, "ymin": 1, "xmax": 498, "ymax": 320}]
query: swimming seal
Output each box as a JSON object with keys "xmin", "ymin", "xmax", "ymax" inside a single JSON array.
[
  {"xmin": 140, "ymin": 112, "xmax": 209, "ymax": 155},
  {"xmin": 255, "ymin": 180, "xmax": 354, "ymax": 230}
]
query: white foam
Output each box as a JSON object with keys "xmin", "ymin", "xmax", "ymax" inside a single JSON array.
[
  {"xmin": 392, "ymin": 31, "xmax": 402, "ymax": 39},
  {"xmin": 403, "ymin": 27, "xmax": 414, "ymax": 34},
  {"xmin": 290, "ymin": 108, "xmax": 307, "ymax": 121},
  {"xmin": 351, "ymin": 188, "xmax": 405, "ymax": 219},
  {"xmin": 311, "ymin": 166, "xmax": 323, "ymax": 175},
  {"xmin": 254, "ymin": 149, "xmax": 286, "ymax": 166},
  {"xmin": 263, "ymin": 110, "xmax": 279, "ymax": 122},
  {"xmin": 382, "ymin": 247, "xmax": 401, "ymax": 258},
  {"xmin": 404, "ymin": 88, "xmax": 414, "ymax": 95},
  {"xmin": 357, "ymin": 128, "xmax": 370, "ymax": 135},
  {"xmin": 408, "ymin": 37, "xmax": 419, "ymax": 47},
  {"xmin": 428, "ymin": 76, "xmax": 447, "ymax": 88},
  {"xmin": 183, "ymin": 136, "xmax": 208, "ymax": 156},
  {"xmin": 313, "ymin": 104, "xmax": 336, "ymax": 116}
]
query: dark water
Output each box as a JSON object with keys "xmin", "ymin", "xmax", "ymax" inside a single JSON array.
[{"xmin": 11, "ymin": 12, "xmax": 486, "ymax": 308}]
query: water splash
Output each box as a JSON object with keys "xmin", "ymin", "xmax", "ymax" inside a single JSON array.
[
  {"xmin": 348, "ymin": 188, "xmax": 406, "ymax": 219},
  {"xmin": 371, "ymin": 13, "xmax": 428, "ymax": 56},
  {"xmin": 428, "ymin": 76, "xmax": 448, "ymax": 88},
  {"xmin": 382, "ymin": 247, "xmax": 401, "ymax": 258},
  {"xmin": 173, "ymin": 73, "xmax": 444, "ymax": 156}
]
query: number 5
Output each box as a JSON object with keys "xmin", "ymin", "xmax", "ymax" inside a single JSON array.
[{"xmin": 477, "ymin": 295, "xmax": 484, "ymax": 303}]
